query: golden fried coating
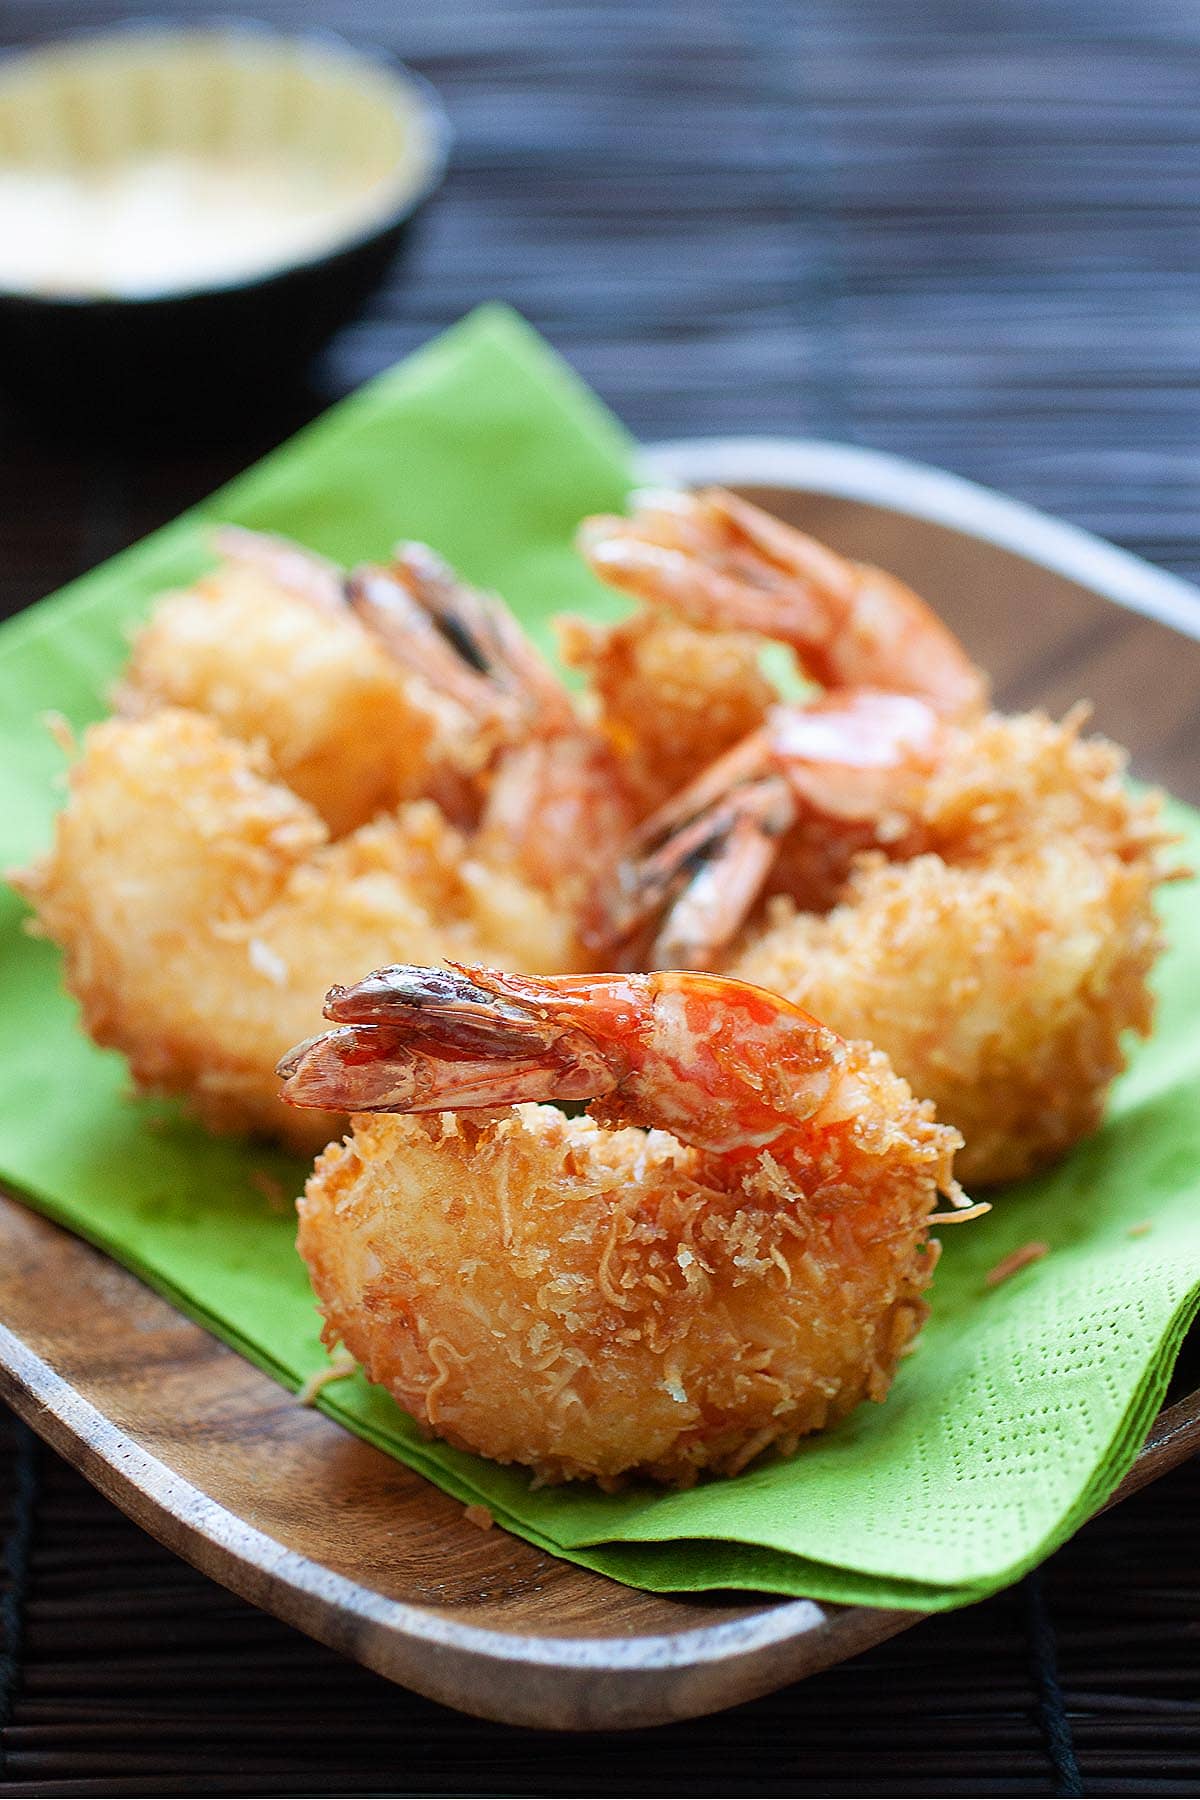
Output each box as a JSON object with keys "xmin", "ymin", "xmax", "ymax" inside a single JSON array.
[
  {"xmin": 573, "ymin": 494, "xmax": 1175, "ymax": 1188},
  {"xmin": 293, "ymin": 968, "xmax": 959, "ymax": 1486},
  {"xmin": 301, "ymin": 1099, "xmax": 944, "ymax": 1486},
  {"xmin": 116, "ymin": 558, "xmax": 440, "ymax": 837},
  {"xmin": 732, "ymin": 711, "xmax": 1169, "ymax": 1185},
  {"xmin": 13, "ymin": 711, "xmax": 584, "ymax": 1152},
  {"xmin": 557, "ymin": 609, "xmax": 780, "ymax": 814},
  {"xmin": 912, "ymin": 707, "xmax": 1165, "ymax": 867}
]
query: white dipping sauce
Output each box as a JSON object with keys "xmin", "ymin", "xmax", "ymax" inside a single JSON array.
[{"xmin": 0, "ymin": 155, "xmax": 388, "ymax": 298}]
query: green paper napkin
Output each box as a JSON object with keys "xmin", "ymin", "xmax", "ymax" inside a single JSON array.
[{"xmin": 1, "ymin": 304, "xmax": 1198, "ymax": 1612}]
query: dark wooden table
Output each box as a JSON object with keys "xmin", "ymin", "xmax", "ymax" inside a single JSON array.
[{"xmin": 3, "ymin": 0, "xmax": 1200, "ymax": 1791}]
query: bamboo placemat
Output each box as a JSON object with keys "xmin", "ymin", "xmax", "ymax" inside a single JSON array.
[{"xmin": 3, "ymin": 0, "xmax": 1200, "ymax": 1790}]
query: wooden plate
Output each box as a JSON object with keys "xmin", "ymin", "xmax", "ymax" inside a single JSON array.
[{"xmin": 2, "ymin": 438, "xmax": 1199, "ymax": 1732}]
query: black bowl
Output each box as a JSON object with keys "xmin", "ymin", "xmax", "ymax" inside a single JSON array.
[{"xmin": 0, "ymin": 25, "xmax": 452, "ymax": 433}]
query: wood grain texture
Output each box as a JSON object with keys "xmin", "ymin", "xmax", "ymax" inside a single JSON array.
[
  {"xmin": 0, "ymin": 1194, "xmax": 1195, "ymax": 1736},
  {"xmin": 0, "ymin": 1201, "xmax": 914, "ymax": 1733},
  {"xmin": 0, "ymin": 460, "xmax": 1197, "ymax": 1733}
]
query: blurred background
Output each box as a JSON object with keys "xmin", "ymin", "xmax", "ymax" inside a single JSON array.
[
  {"xmin": 4, "ymin": 0, "xmax": 1200, "ymax": 613},
  {"xmin": 2, "ymin": 0, "xmax": 1199, "ymax": 1793}
]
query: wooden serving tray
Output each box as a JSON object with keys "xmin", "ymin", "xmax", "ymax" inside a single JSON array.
[{"xmin": 2, "ymin": 439, "xmax": 1199, "ymax": 1732}]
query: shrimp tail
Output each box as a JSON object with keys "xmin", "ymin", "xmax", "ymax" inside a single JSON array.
[
  {"xmin": 278, "ymin": 962, "xmax": 922, "ymax": 1166},
  {"xmin": 347, "ymin": 545, "xmax": 572, "ymax": 736},
  {"xmin": 587, "ymin": 691, "xmax": 943, "ymax": 967},
  {"xmin": 345, "ymin": 562, "xmax": 520, "ymax": 729},
  {"xmin": 580, "ymin": 487, "xmax": 987, "ymax": 719},
  {"xmin": 587, "ymin": 771, "xmax": 796, "ymax": 969},
  {"xmin": 210, "ymin": 526, "xmax": 346, "ymax": 614},
  {"xmin": 277, "ymin": 964, "xmax": 628, "ymax": 1112}
]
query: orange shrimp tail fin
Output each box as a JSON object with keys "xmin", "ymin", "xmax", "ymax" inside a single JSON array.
[{"xmin": 277, "ymin": 964, "xmax": 629, "ymax": 1113}]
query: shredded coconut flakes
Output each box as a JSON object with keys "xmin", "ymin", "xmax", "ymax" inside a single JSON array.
[
  {"xmin": 248, "ymin": 937, "xmax": 289, "ymax": 985},
  {"xmin": 985, "ymin": 1240, "xmax": 1049, "ymax": 1288},
  {"xmin": 929, "ymin": 1200, "xmax": 992, "ymax": 1224},
  {"xmin": 296, "ymin": 1346, "xmax": 357, "ymax": 1406}
]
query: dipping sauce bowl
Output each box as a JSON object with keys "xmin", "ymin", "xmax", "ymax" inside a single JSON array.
[{"xmin": 0, "ymin": 24, "xmax": 451, "ymax": 427}]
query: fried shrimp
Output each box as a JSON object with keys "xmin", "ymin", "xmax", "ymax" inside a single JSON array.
[
  {"xmin": 17, "ymin": 538, "xmax": 640, "ymax": 1147},
  {"xmin": 579, "ymin": 486, "xmax": 988, "ymax": 722},
  {"xmin": 594, "ymin": 702, "xmax": 1171, "ymax": 1186},
  {"xmin": 280, "ymin": 964, "xmax": 962, "ymax": 1486},
  {"xmin": 117, "ymin": 530, "xmax": 443, "ymax": 838},
  {"xmin": 12, "ymin": 711, "xmax": 583, "ymax": 1153},
  {"xmin": 576, "ymin": 489, "xmax": 1174, "ymax": 1187},
  {"xmin": 729, "ymin": 710, "xmax": 1171, "ymax": 1185}
]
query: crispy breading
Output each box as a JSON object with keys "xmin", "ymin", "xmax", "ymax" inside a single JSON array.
[
  {"xmin": 292, "ymin": 966, "xmax": 959, "ymax": 1487},
  {"xmin": 116, "ymin": 559, "xmax": 440, "ymax": 837},
  {"xmin": 12, "ymin": 710, "xmax": 584, "ymax": 1152},
  {"xmin": 300, "ymin": 1095, "xmax": 948, "ymax": 1487},
  {"xmin": 557, "ymin": 609, "xmax": 780, "ymax": 815},
  {"xmin": 732, "ymin": 711, "xmax": 1169, "ymax": 1184}
]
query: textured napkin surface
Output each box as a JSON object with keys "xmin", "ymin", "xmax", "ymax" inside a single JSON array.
[{"xmin": 0, "ymin": 306, "xmax": 1197, "ymax": 1611}]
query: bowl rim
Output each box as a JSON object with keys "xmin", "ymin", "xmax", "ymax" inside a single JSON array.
[{"xmin": 0, "ymin": 15, "xmax": 453, "ymax": 310}]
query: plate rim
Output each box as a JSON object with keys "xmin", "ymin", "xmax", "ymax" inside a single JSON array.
[
  {"xmin": 639, "ymin": 434, "xmax": 1200, "ymax": 643},
  {"xmin": 3, "ymin": 430, "xmax": 1198, "ymax": 1728},
  {"xmin": 0, "ymin": 1305, "xmax": 834, "ymax": 1673},
  {"xmin": 3, "ymin": 1198, "xmax": 1197, "ymax": 1728}
]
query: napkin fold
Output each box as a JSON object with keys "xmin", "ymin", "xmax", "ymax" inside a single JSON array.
[{"xmin": 1, "ymin": 304, "xmax": 1197, "ymax": 1611}]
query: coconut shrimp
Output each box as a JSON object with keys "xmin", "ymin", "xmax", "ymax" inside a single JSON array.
[
  {"xmin": 124, "ymin": 528, "xmax": 633, "ymax": 904},
  {"xmin": 576, "ymin": 488, "xmax": 1175, "ymax": 1186},
  {"xmin": 578, "ymin": 485, "xmax": 988, "ymax": 723},
  {"xmin": 117, "ymin": 529, "xmax": 446, "ymax": 839},
  {"xmin": 591, "ymin": 700, "xmax": 1172, "ymax": 1187},
  {"xmin": 281, "ymin": 964, "xmax": 962, "ymax": 1487},
  {"xmin": 12, "ymin": 711, "xmax": 585, "ymax": 1154},
  {"xmin": 18, "ymin": 541, "xmax": 638, "ymax": 1147}
]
